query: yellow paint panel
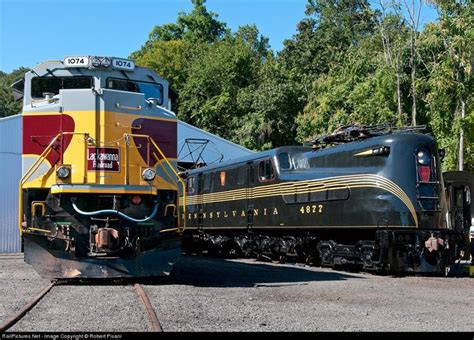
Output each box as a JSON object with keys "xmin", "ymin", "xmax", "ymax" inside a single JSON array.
[
  {"xmin": 22, "ymin": 109, "xmax": 178, "ymax": 192},
  {"xmin": 50, "ymin": 187, "xmax": 158, "ymax": 195}
]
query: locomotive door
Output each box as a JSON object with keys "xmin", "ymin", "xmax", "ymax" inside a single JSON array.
[
  {"xmin": 197, "ymin": 173, "xmax": 204, "ymax": 231},
  {"xmin": 451, "ymin": 184, "xmax": 472, "ymax": 261},
  {"xmin": 246, "ymin": 162, "xmax": 254, "ymax": 230},
  {"xmin": 443, "ymin": 171, "xmax": 474, "ymax": 260},
  {"xmin": 452, "ymin": 186, "xmax": 471, "ymax": 232}
]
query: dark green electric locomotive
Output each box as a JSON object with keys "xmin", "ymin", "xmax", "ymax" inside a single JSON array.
[{"xmin": 180, "ymin": 125, "xmax": 465, "ymax": 274}]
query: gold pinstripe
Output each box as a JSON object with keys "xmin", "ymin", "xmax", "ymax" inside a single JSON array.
[{"xmin": 179, "ymin": 174, "xmax": 419, "ymax": 227}]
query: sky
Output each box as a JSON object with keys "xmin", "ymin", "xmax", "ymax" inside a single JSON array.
[{"xmin": 0, "ymin": 0, "xmax": 439, "ymax": 73}]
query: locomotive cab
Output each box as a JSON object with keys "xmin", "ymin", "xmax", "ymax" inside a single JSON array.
[{"xmin": 17, "ymin": 56, "xmax": 184, "ymax": 278}]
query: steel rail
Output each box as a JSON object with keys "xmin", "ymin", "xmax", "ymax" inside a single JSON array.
[
  {"xmin": 134, "ymin": 283, "xmax": 163, "ymax": 332},
  {"xmin": 0, "ymin": 281, "xmax": 56, "ymax": 332}
]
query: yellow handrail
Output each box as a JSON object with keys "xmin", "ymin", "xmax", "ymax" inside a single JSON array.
[
  {"xmin": 124, "ymin": 133, "xmax": 187, "ymax": 232},
  {"xmin": 148, "ymin": 137, "xmax": 187, "ymax": 232},
  {"xmin": 20, "ymin": 132, "xmax": 88, "ymax": 186},
  {"xmin": 18, "ymin": 133, "xmax": 61, "ymax": 235},
  {"xmin": 18, "ymin": 132, "xmax": 89, "ymax": 235},
  {"xmin": 19, "ymin": 131, "xmax": 186, "ymax": 235}
]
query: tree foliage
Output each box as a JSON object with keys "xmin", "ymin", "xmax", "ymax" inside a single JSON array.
[
  {"xmin": 2, "ymin": 0, "xmax": 472, "ymax": 170},
  {"xmin": 0, "ymin": 68, "xmax": 28, "ymax": 118}
]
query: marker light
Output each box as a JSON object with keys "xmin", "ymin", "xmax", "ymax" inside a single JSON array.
[
  {"xmin": 142, "ymin": 168, "xmax": 156, "ymax": 181},
  {"xmin": 418, "ymin": 166, "xmax": 431, "ymax": 182},
  {"xmin": 131, "ymin": 195, "xmax": 142, "ymax": 205}
]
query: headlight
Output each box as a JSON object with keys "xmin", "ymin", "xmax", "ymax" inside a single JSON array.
[
  {"xmin": 101, "ymin": 57, "xmax": 111, "ymax": 68},
  {"xmin": 142, "ymin": 168, "xmax": 156, "ymax": 181},
  {"xmin": 416, "ymin": 150, "xmax": 430, "ymax": 165},
  {"xmin": 91, "ymin": 57, "xmax": 101, "ymax": 68},
  {"xmin": 56, "ymin": 166, "xmax": 71, "ymax": 179},
  {"xmin": 91, "ymin": 56, "xmax": 111, "ymax": 68}
]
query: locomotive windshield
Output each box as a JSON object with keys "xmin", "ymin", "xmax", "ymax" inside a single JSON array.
[
  {"xmin": 31, "ymin": 76, "xmax": 93, "ymax": 99},
  {"xmin": 278, "ymin": 153, "xmax": 292, "ymax": 170},
  {"xmin": 107, "ymin": 78, "xmax": 163, "ymax": 105}
]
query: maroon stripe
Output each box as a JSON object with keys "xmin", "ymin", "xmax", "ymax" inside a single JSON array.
[
  {"xmin": 23, "ymin": 114, "xmax": 75, "ymax": 166},
  {"xmin": 131, "ymin": 118, "xmax": 177, "ymax": 165}
]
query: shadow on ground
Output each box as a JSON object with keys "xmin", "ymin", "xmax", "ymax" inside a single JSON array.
[
  {"xmin": 160, "ymin": 255, "xmax": 362, "ymax": 287},
  {"xmin": 55, "ymin": 255, "xmax": 362, "ymax": 287}
]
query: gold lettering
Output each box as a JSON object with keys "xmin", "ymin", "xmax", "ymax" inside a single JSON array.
[
  {"xmin": 319, "ymin": 205, "xmax": 323, "ymax": 213},
  {"xmin": 203, "ymin": 212, "xmax": 207, "ymax": 219},
  {"xmin": 224, "ymin": 211, "xmax": 228, "ymax": 218},
  {"xmin": 188, "ymin": 213, "xmax": 192, "ymax": 220},
  {"xmin": 232, "ymin": 211, "xmax": 237, "ymax": 217},
  {"xmin": 264, "ymin": 208, "xmax": 267, "ymax": 216},
  {"xmin": 209, "ymin": 212, "xmax": 213, "ymax": 219},
  {"xmin": 241, "ymin": 210, "xmax": 246, "ymax": 217},
  {"xmin": 273, "ymin": 207, "xmax": 279, "ymax": 215},
  {"xmin": 216, "ymin": 212, "xmax": 220, "ymax": 218},
  {"xmin": 253, "ymin": 209, "xmax": 259, "ymax": 216},
  {"xmin": 194, "ymin": 213, "xmax": 198, "ymax": 219}
]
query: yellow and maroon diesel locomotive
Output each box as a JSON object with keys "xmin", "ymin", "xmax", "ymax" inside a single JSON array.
[
  {"xmin": 14, "ymin": 56, "xmax": 185, "ymax": 278},
  {"xmin": 181, "ymin": 125, "xmax": 465, "ymax": 274}
]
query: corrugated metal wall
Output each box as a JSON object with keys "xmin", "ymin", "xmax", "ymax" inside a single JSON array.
[{"xmin": 0, "ymin": 115, "xmax": 22, "ymax": 253}]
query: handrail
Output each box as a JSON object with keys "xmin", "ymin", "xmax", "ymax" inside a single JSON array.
[
  {"xmin": 20, "ymin": 133, "xmax": 60, "ymax": 186},
  {"xmin": 148, "ymin": 136, "xmax": 187, "ymax": 232},
  {"xmin": 18, "ymin": 133, "xmax": 61, "ymax": 235},
  {"xmin": 19, "ymin": 132, "xmax": 89, "ymax": 235},
  {"xmin": 124, "ymin": 133, "xmax": 186, "ymax": 232},
  {"xmin": 18, "ymin": 130, "xmax": 186, "ymax": 234},
  {"xmin": 21, "ymin": 132, "xmax": 89, "ymax": 186},
  {"xmin": 116, "ymin": 103, "xmax": 142, "ymax": 111}
]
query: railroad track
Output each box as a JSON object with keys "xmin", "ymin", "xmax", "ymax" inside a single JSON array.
[{"xmin": 0, "ymin": 281, "xmax": 163, "ymax": 332}]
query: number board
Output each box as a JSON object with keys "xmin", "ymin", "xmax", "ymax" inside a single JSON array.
[
  {"xmin": 112, "ymin": 58, "xmax": 135, "ymax": 71},
  {"xmin": 63, "ymin": 56, "xmax": 90, "ymax": 68}
]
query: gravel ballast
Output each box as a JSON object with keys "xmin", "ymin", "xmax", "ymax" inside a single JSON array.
[{"xmin": 0, "ymin": 254, "xmax": 472, "ymax": 332}]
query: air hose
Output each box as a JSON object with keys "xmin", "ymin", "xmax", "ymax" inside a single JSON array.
[{"xmin": 72, "ymin": 202, "xmax": 159, "ymax": 223}]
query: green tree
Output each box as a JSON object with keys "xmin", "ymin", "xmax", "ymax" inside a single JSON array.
[
  {"xmin": 295, "ymin": 38, "xmax": 400, "ymax": 142},
  {"xmin": 130, "ymin": 0, "xmax": 227, "ymax": 60},
  {"xmin": 279, "ymin": 0, "xmax": 376, "ymax": 92},
  {"xmin": 420, "ymin": 0, "xmax": 474, "ymax": 170},
  {"xmin": 0, "ymin": 68, "xmax": 28, "ymax": 118},
  {"xmin": 236, "ymin": 57, "xmax": 303, "ymax": 150},
  {"xmin": 178, "ymin": 26, "xmax": 269, "ymax": 141},
  {"xmin": 133, "ymin": 40, "xmax": 188, "ymax": 91}
]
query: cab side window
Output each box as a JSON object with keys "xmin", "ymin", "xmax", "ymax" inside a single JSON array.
[
  {"xmin": 258, "ymin": 159, "xmax": 275, "ymax": 182},
  {"xmin": 186, "ymin": 176, "xmax": 195, "ymax": 194}
]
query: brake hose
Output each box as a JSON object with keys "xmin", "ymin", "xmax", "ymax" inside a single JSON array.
[{"xmin": 72, "ymin": 202, "xmax": 159, "ymax": 223}]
